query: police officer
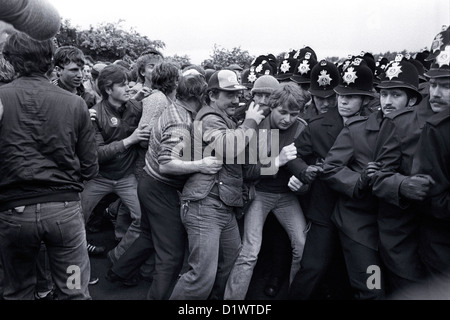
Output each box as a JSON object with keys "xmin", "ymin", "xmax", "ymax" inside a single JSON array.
[
  {"xmin": 302, "ymin": 59, "xmax": 340, "ymax": 122},
  {"xmin": 322, "ymin": 58, "xmax": 422, "ymax": 300},
  {"xmin": 409, "ymin": 27, "xmax": 450, "ymax": 296},
  {"xmin": 371, "ymin": 26, "xmax": 449, "ymax": 297},
  {"xmin": 286, "ymin": 61, "xmax": 355, "ymax": 300}
]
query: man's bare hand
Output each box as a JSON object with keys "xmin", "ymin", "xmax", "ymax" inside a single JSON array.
[
  {"xmin": 198, "ymin": 156, "xmax": 223, "ymax": 174},
  {"xmin": 124, "ymin": 123, "xmax": 151, "ymax": 147},
  {"xmin": 132, "ymin": 87, "xmax": 152, "ymax": 102},
  {"xmin": 245, "ymin": 102, "xmax": 265, "ymax": 125},
  {"xmin": 276, "ymin": 143, "xmax": 297, "ymax": 167}
]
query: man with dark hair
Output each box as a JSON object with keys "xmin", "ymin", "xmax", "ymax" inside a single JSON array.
[
  {"xmin": 0, "ymin": 32, "xmax": 98, "ymax": 300},
  {"xmin": 371, "ymin": 27, "xmax": 450, "ymax": 297},
  {"xmin": 53, "ymin": 46, "xmax": 103, "ymax": 260},
  {"xmin": 130, "ymin": 50, "xmax": 164, "ymax": 96},
  {"xmin": 107, "ymin": 73, "xmax": 222, "ymax": 300},
  {"xmin": 81, "ymin": 64, "xmax": 150, "ymax": 266},
  {"xmin": 53, "ymin": 45, "xmax": 96, "ymax": 108},
  {"xmin": 170, "ymin": 70, "xmax": 265, "ymax": 300}
]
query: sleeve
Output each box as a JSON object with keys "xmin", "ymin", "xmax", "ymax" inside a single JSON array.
[
  {"xmin": 201, "ymin": 114, "xmax": 258, "ymax": 162},
  {"xmin": 286, "ymin": 125, "xmax": 313, "ymax": 182},
  {"xmin": 372, "ymin": 117, "xmax": 407, "ymax": 206},
  {"xmin": 76, "ymin": 100, "xmax": 99, "ymax": 181},
  {"xmin": 158, "ymin": 120, "xmax": 192, "ymax": 165},
  {"xmin": 93, "ymin": 121, "xmax": 127, "ymax": 164},
  {"xmin": 322, "ymin": 126, "xmax": 360, "ymax": 198},
  {"xmin": 412, "ymin": 122, "xmax": 450, "ymax": 219},
  {"xmin": 138, "ymin": 93, "xmax": 168, "ymax": 129}
]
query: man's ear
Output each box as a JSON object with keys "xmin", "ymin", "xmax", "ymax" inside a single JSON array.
[
  {"xmin": 362, "ymin": 96, "xmax": 373, "ymax": 106},
  {"xmin": 54, "ymin": 65, "xmax": 63, "ymax": 77},
  {"xmin": 105, "ymin": 86, "xmax": 113, "ymax": 96},
  {"xmin": 209, "ymin": 90, "xmax": 217, "ymax": 102},
  {"xmin": 408, "ymin": 96, "xmax": 418, "ymax": 107}
]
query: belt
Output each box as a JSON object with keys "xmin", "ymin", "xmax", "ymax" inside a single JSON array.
[
  {"xmin": 207, "ymin": 192, "xmax": 221, "ymax": 201},
  {"xmin": 207, "ymin": 183, "xmax": 221, "ymax": 201}
]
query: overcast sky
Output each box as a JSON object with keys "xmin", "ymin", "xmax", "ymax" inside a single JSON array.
[{"xmin": 48, "ymin": 0, "xmax": 449, "ymax": 64}]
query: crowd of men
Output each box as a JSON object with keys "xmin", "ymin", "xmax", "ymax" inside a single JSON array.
[{"xmin": 0, "ymin": 0, "xmax": 449, "ymax": 301}]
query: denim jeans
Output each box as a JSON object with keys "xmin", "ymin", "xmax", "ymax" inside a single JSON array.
[
  {"xmin": 139, "ymin": 173, "xmax": 186, "ymax": 300},
  {"xmin": 36, "ymin": 242, "xmax": 54, "ymax": 293},
  {"xmin": 170, "ymin": 195, "xmax": 242, "ymax": 300},
  {"xmin": 224, "ymin": 191, "xmax": 307, "ymax": 300},
  {"xmin": 0, "ymin": 201, "xmax": 91, "ymax": 300},
  {"xmin": 81, "ymin": 174, "xmax": 142, "ymax": 260}
]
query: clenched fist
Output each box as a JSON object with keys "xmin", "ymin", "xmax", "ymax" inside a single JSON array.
[{"xmin": 276, "ymin": 143, "xmax": 297, "ymax": 167}]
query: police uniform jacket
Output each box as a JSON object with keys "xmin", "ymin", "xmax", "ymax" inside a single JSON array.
[
  {"xmin": 372, "ymin": 100, "xmax": 435, "ymax": 207},
  {"xmin": 286, "ymin": 106, "xmax": 344, "ymax": 225},
  {"xmin": 411, "ymin": 109, "xmax": 450, "ymax": 221},
  {"xmin": 372, "ymin": 99, "xmax": 435, "ymax": 279},
  {"xmin": 322, "ymin": 111, "xmax": 383, "ymax": 250}
]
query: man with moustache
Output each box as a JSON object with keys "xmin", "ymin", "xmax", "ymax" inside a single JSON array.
[
  {"xmin": 170, "ymin": 70, "xmax": 265, "ymax": 300},
  {"xmin": 371, "ymin": 26, "xmax": 450, "ymax": 297}
]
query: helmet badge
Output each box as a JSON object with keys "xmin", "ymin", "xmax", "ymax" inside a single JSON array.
[
  {"xmin": 431, "ymin": 34, "xmax": 444, "ymax": 53},
  {"xmin": 343, "ymin": 67, "xmax": 358, "ymax": 85},
  {"xmin": 247, "ymin": 72, "xmax": 257, "ymax": 83},
  {"xmin": 386, "ymin": 62, "xmax": 403, "ymax": 80},
  {"xmin": 298, "ymin": 60, "xmax": 311, "ymax": 75},
  {"xmin": 436, "ymin": 45, "xmax": 450, "ymax": 68},
  {"xmin": 280, "ymin": 60, "xmax": 291, "ymax": 73},
  {"xmin": 317, "ymin": 70, "xmax": 332, "ymax": 87}
]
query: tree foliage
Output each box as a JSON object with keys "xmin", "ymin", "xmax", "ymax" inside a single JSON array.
[
  {"xmin": 55, "ymin": 19, "xmax": 165, "ymax": 63},
  {"xmin": 165, "ymin": 54, "xmax": 191, "ymax": 68},
  {"xmin": 54, "ymin": 19, "xmax": 417, "ymax": 70},
  {"xmin": 204, "ymin": 44, "xmax": 255, "ymax": 70}
]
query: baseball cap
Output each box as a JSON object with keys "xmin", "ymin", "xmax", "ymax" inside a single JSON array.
[{"xmin": 207, "ymin": 70, "xmax": 246, "ymax": 91}]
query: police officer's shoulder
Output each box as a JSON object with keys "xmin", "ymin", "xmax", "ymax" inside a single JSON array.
[
  {"xmin": 345, "ymin": 115, "xmax": 368, "ymax": 127},
  {"xmin": 426, "ymin": 110, "xmax": 450, "ymax": 127},
  {"xmin": 296, "ymin": 117, "xmax": 308, "ymax": 127},
  {"xmin": 384, "ymin": 107, "xmax": 414, "ymax": 120},
  {"xmin": 307, "ymin": 112, "xmax": 326, "ymax": 124},
  {"xmin": 294, "ymin": 117, "xmax": 308, "ymax": 138}
]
